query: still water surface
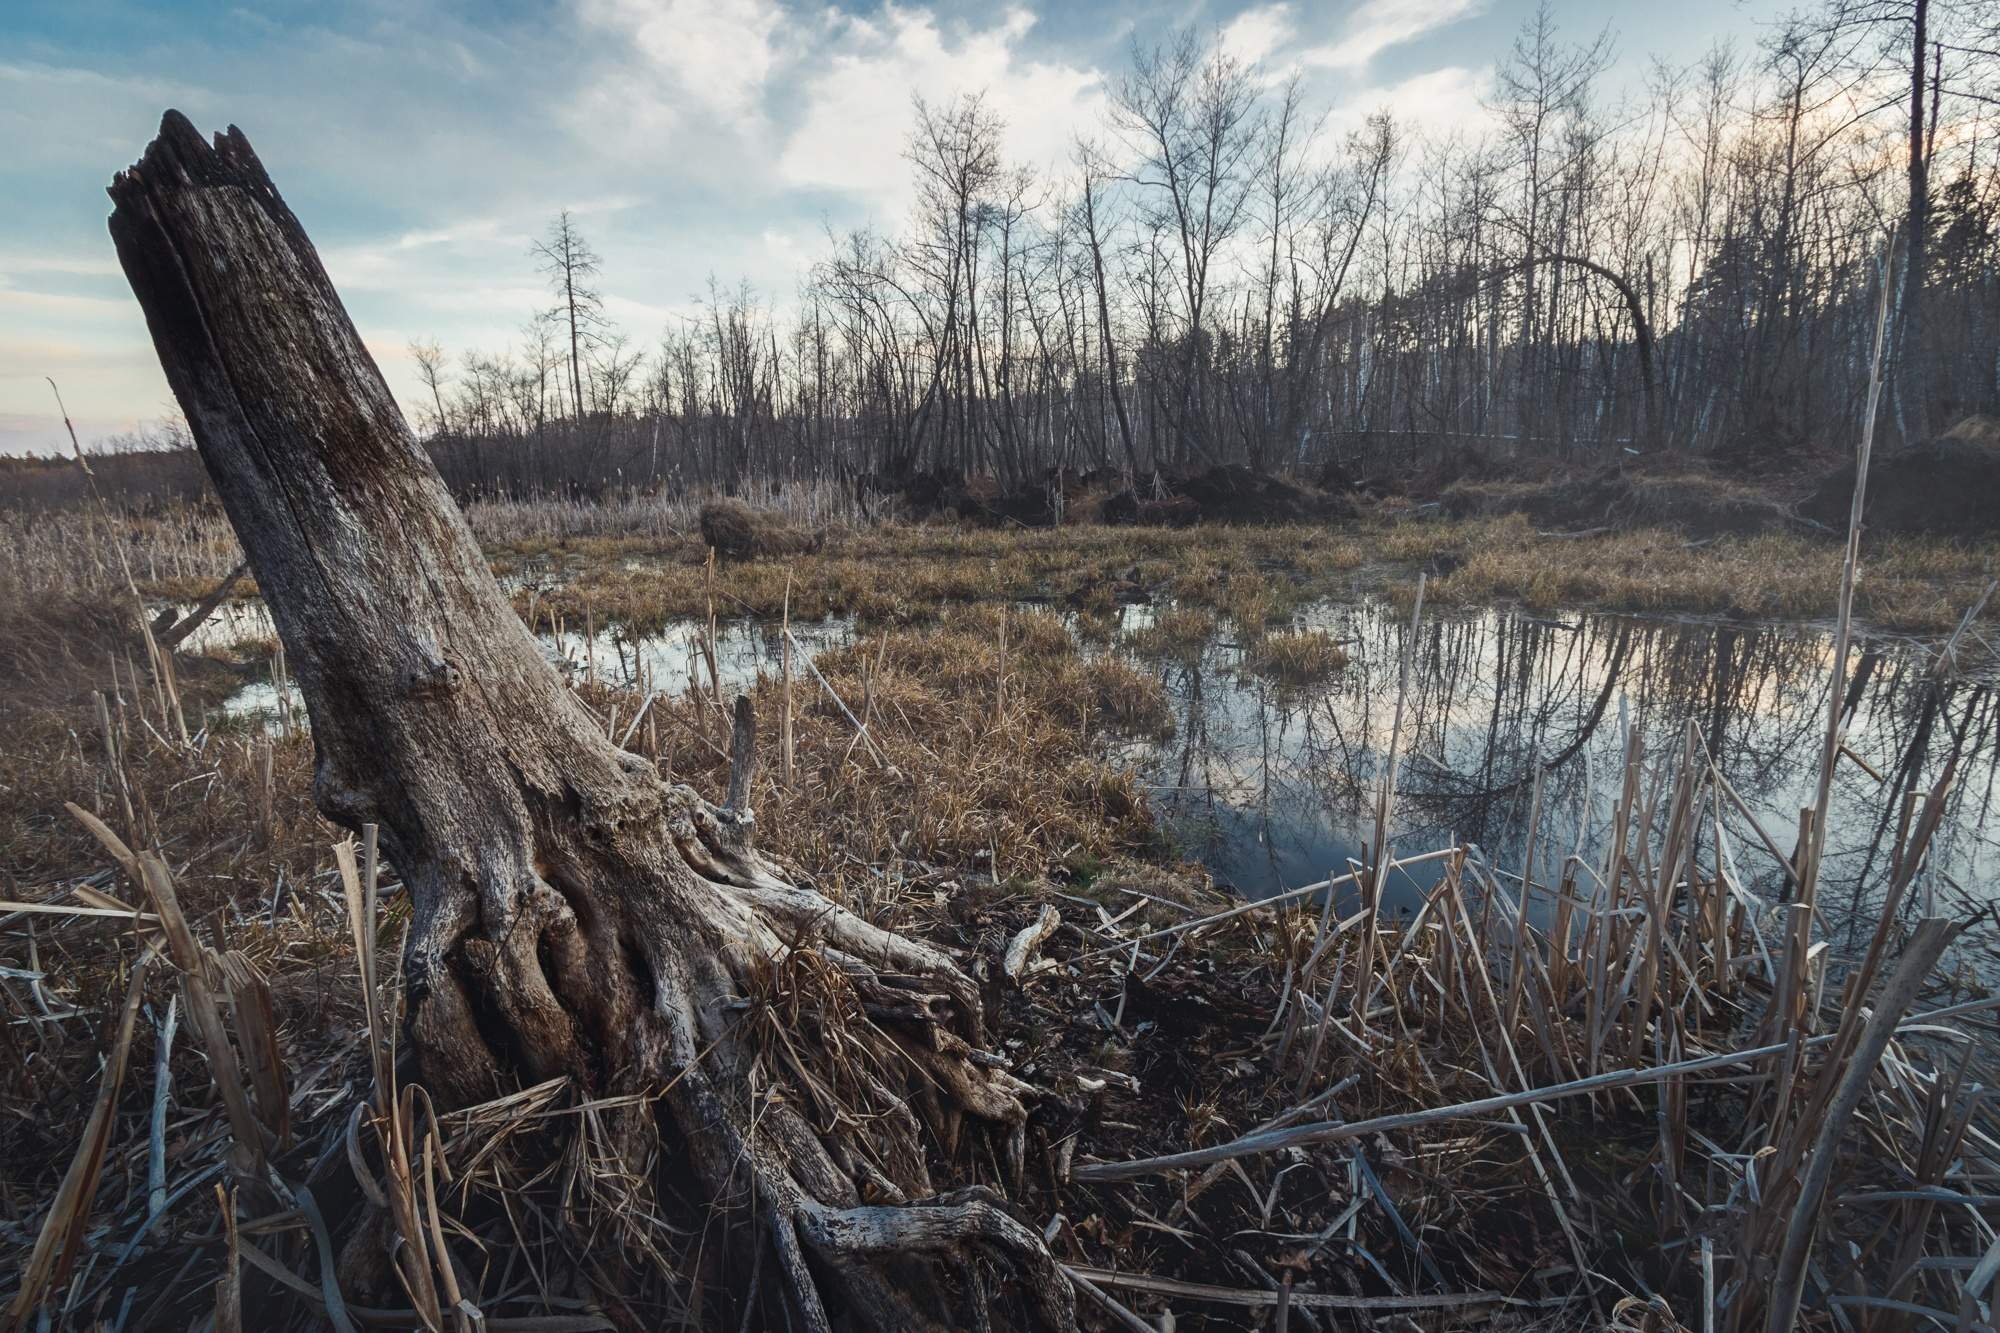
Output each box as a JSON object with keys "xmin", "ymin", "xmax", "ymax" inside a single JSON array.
[{"xmin": 191, "ymin": 595, "xmax": 1999, "ymax": 955}]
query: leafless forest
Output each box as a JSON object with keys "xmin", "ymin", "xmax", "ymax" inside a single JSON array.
[{"xmin": 391, "ymin": 0, "xmax": 1999, "ymax": 498}]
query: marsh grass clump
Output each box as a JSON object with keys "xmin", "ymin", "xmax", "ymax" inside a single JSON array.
[
  {"xmin": 1242, "ymin": 627, "xmax": 1349, "ymax": 687},
  {"xmin": 1078, "ymin": 653, "xmax": 1176, "ymax": 739},
  {"xmin": 698, "ymin": 497, "xmax": 820, "ymax": 559},
  {"xmin": 1123, "ymin": 605, "xmax": 1216, "ymax": 659}
]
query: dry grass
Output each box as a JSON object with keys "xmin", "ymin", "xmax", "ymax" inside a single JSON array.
[
  {"xmin": 3, "ymin": 476, "xmax": 1997, "ymax": 1328},
  {"xmin": 0, "ymin": 583, "xmax": 1187, "ymax": 1327},
  {"xmin": 1241, "ymin": 627, "xmax": 1349, "ymax": 686},
  {"xmin": 1375, "ymin": 513, "xmax": 2000, "ymax": 631},
  {"xmin": 10, "ymin": 491, "xmax": 1997, "ymax": 635},
  {"xmin": 1123, "ymin": 606, "xmax": 1218, "ymax": 659}
]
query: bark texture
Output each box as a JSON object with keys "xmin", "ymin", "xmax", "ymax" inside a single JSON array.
[{"xmin": 109, "ymin": 111, "xmax": 1072, "ymax": 1332}]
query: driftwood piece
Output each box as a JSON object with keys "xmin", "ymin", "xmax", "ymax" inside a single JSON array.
[
  {"xmin": 108, "ymin": 110, "xmax": 1072, "ymax": 1332},
  {"xmin": 1004, "ymin": 905, "xmax": 1062, "ymax": 981},
  {"xmin": 150, "ymin": 559, "xmax": 249, "ymax": 649}
]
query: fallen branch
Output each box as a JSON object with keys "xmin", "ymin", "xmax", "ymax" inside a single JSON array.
[{"xmin": 1073, "ymin": 991, "xmax": 1995, "ymax": 1182}]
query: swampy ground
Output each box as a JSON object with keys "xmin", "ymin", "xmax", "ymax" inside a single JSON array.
[
  {"xmin": 4, "ymin": 504, "xmax": 2000, "ymax": 1330},
  {"xmin": 483, "ymin": 511, "xmax": 2000, "ymax": 635}
]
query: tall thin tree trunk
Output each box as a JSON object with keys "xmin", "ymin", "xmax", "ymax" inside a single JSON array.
[{"xmin": 1901, "ymin": 0, "xmax": 1931, "ymax": 444}]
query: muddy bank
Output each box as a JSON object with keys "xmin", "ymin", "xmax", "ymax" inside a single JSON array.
[
  {"xmin": 1804, "ymin": 415, "xmax": 2000, "ymax": 538},
  {"xmin": 1440, "ymin": 465, "xmax": 1799, "ymax": 538}
]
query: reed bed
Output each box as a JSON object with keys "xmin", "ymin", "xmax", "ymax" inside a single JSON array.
[
  {"xmin": 3, "ymin": 289, "xmax": 1995, "ymax": 1327},
  {"xmin": 1, "ymin": 536, "xmax": 1991, "ymax": 1329}
]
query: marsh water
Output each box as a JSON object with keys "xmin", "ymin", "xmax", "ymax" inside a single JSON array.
[
  {"xmin": 190, "ymin": 594, "xmax": 2000, "ymax": 954},
  {"xmin": 1139, "ymin": 604, "xmax": 1999, "ymax": 957}
]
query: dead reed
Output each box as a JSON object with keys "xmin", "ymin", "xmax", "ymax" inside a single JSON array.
[{"xmin": 2, "ymin": 261, "xmax": 1994, "ymax": 1328}]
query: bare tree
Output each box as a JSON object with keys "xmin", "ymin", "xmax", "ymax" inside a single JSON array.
[
  {"xmin": 408, "ymin": 337, "xmax": 450, "ymax": 437},
  {"xmin": 402, "ymin": 10, "xmax": 1996, "ymax": 499},
  {"xmin": 531, "ymin": 210, "xmax": 605, "ymax": 422}
]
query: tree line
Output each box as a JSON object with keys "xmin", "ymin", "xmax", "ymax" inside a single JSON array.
[{"xmin": 62, "ymin": 0, "xmax": 2000, "ymax": 507}]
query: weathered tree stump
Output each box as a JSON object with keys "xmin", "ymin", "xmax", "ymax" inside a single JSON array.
[{"xmin": 110, "ymin": 111, "xmax": 1072, "ymax": 1332}]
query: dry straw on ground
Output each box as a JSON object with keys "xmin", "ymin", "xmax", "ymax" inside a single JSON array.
[{"xmin": 3, "ymin": 266, "xmax": 1996, "ymax": 1327}]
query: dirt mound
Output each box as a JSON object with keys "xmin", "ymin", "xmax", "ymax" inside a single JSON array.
[
  {"xmin": 1445, "ymin": 466, "xmax": 1791, "ymax": 537},
  {"xmin": 697, "ymin": 498, "xmax": 819, "ymax": 558},
  {"xmin": 858, "ymin": 470, "xmax": 1066, "ymax": 526},
  {"xmin": 864, "ymin": 464, "xmax": 1351, "ymax": 527},
  {"xmin": 1803, "ymin": 415, "xmax": 2000, "ymax": 538},
  {"xmin": 1101, "ymin": 489, "xmax": 1200, "ymax": 526},
  {"xmin": 1172, "ymin": 464, "xmax": 1355, "ymax": 524}
]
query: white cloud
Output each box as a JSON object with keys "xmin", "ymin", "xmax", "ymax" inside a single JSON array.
[
  {"xmin": 1324, "ymin": 64, "xmax": 1492, "ymax": 139},
  {"xmin": 1221, "ymin": 4, "xmax": 1296, "ymax": 68},
  {"xmin": 0, "ymin": 0, "xmax": 1512, "ymax": 449},
  {"xmin": 578, "ymin": 0, "xmax": 782, "ymax": 121},
  {"xmin": 1303, "ymin": 0, "xmax": 1486, "ymax": 71},
  {"xmin": 776, "ymin": 6, "xmax": 1104, "ymax": 214},
  {"xmin": 567, "ymin": 0, "xmax": 786, "ymax": 165}
]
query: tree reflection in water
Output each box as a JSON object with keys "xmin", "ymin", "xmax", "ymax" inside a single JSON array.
[{"xmin": 1139, "ymin": 600, "xmax": 1999, "ymax": 956}]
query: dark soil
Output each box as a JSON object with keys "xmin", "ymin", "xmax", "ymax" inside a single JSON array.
[
  {"xmin": 934, "ymin": 872, "xmax": 1587, "ymax": 1330},
  {"xmin": 1172, "ymin": 464, "xmax": 1356, "ymax": 524},
  {"xmin": 1443, "ymin": 465, "xmax": 1798, "ymax": 538},
  {"xmin": 862, "ymin": 464, "xmax": 1355, "ymax": 530},
  {"xmin": 1803, "ymin": 415, "xmax": 2000, "ymax": 538}
]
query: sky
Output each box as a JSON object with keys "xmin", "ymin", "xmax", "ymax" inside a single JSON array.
[{"xmin": 0, "ymin": 0, "xmax": 1767, "ymax": 456}]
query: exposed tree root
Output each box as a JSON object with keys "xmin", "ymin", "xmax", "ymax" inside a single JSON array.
[{"xmin": 375, "ymin": 708, "xmax": 1074, "ymax": 1330}]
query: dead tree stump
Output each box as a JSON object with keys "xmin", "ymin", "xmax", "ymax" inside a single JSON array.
[{"xmin": 109, "ymin": 110, "xmax": 1072, "ymax": 1333}]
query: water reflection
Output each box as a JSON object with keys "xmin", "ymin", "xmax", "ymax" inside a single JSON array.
[
  {"xmin": 187, "ymin": 590, "xmax": 1999, "ymax": 944},
  {"xmin": 1143, "ymin": 601, "xmax": 1999, "ymax": 946}
]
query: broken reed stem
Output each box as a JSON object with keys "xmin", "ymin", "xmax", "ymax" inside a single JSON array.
[
  {"xmin": 1357, "ymin": 573, "xmax": 1423, "ymax": 1027},
  {"xmin": 50, "ymin": 376, "xmax": 195, "ymax": 747},
  {"xmin": 780, "ymin": 571, "xmax": 794, "ymax": 781},
  {"xmin": 1, "ymin": 949, "xmax": 153, "ymax": 1333},
  {"xmin": 703, "ymin": 547, "xmax": 724, "ymax": 745},
  {"xmin": 1503, "ymin": 765, "xmax": 1545, "ymax": 1035},
  {"xmin": 1788, "ymin": 226, "xmax": 1896, "ymax": 1036},
  {"xmin": 995, "ymin": 607, "xmax": 1008, "ymax": 727},
  {"xmin": 1764, "ymin": 917, "xmax": 1961, "ymax": 1333},
  {"xmin": 146, "ymin": 994, "xmax": 178, "ymax": 1222},
  {"xmin": 1069, "ymin": 847, "xmax": 1461, "ymax": 964},
  {"xmin": 785, "ymin": 625, "xmax": 889, "ymax": 769},
  {"xmin": 255, "ymin": 737, "xmax": 274, "ymax": 846},
  {"xmin": 1074, "ymin": 995, "xmax": 2000, "ymax": 1184}
]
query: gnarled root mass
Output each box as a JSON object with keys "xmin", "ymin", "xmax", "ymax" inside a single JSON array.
[{"xmin": 379, "ymin": 706, "xmax": 1073, "ymax": 1332}]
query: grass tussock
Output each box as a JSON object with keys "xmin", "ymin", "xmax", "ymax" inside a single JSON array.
[
  {"xmin": 697, "ymin": 496, "xmax": 820, "ymax": 559},
  {"xmin": 1242, "ymin": 627, "xmax": 1349, "ymax": 686},
  {"xmin": 1123, "ymin": 605, "xmax": 1217, "ymax": 659}
]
